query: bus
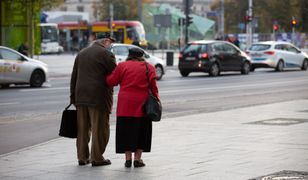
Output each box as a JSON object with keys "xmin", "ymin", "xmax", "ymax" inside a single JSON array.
[
  {"xmin": 57, "ymin": 21, "xmax": 89, "ymax": 51},
  {"xmin": 40, "ymin": 23, "xmax": 63, "ymax": 54},
  {"xmin": 92, "ymin": 20, "xmax": 147, "ymax": 47}
]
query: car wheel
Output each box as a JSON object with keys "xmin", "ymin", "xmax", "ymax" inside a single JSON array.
[
  {"xmin": 0, "ymin": 84, "xmax": 10, "ymax": 88},
  {"xmin": 155, "ymin": 65, "xmax": 164, "ymax": 80},
  {"xmin": 209, "ymin": 63, "xmax": 220, "ymax": 77},
  {"xmin": 301, "ymin": 59, "xmax": 308, "ymax": 70},
  {"xmin": 241, "ymin": 62, "xmax": 250, "ymax": 75},
  {"xmin": 180, "ymin": 71, "xmax": 189, "ymax": 77},
  {"xmin": 30, "ymin": 70, "xmax": 45, "ymax": 87},
  {"xmin": 275, "ymin": 60, "xmax": 284, "ymax": 72}
]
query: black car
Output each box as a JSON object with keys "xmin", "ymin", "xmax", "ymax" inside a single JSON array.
[{"xmin": 178, "ymin": 40, "xmax": 252, "ymax": 77}]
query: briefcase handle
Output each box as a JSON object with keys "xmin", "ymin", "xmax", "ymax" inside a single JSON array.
[{"xmin": 65, "ymin": 103, "xmax": 73, "ymax": 110}]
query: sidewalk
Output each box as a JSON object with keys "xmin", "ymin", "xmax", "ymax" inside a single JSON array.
[{"xmin": 1, "ymin": 100, "xmax": 308, "ymax": 179}]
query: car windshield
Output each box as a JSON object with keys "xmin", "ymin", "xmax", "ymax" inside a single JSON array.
[{"xmin": 249, "ymin": 44, "xmax": 271, "ymax": 51}]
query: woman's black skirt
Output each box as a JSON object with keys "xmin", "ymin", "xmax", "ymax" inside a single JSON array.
[{"xmin": 116, "ymin": 117, "xmax": 152, "ymax": 153}]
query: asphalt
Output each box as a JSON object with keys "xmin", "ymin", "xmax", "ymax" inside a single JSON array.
[{"xmin": 1, "ymin": 100, "xmax": 308, "ymax": 179}]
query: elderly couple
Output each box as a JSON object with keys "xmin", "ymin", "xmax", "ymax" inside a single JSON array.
[{"xmin": 70, "ymin": 37, "xmax": 160, "ymax": 168}]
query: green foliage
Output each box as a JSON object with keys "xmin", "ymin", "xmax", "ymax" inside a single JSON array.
[
  {"xmin": 211, "ymin": 0, "xmax": 307, "ymax": 33},
  {"xmin": 41, "ymin": 0, "xmax": 65, "ymax": 10},
  {"xmin": 98, "ymin": 0, "xmax": 153, "ymax": 20}
]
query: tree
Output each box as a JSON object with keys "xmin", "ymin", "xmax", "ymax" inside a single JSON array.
[
  {"xmin": 41, "ymin": 0, "xmax": 65, "ymax": 10},
  {"xmin": 98, "ymin": 0, "xmax": 153, "ymax": 20},
  {"xmin": 211, "ymin": 0, "xmax": 307, "ymax": 33}
]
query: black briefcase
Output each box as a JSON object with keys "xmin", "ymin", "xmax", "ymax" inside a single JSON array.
[{"xmin": 59, "ymin": 104, "xmax": 77, "ymax": 138}]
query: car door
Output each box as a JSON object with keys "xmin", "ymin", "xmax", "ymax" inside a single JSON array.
[
  {"xmin": 285, "ymin": 45, "xmax": 303, "ymax": 67},
  {"xmin": 221, "ymin": 43, "xmax": 242, "ymax": 70},
  {"xmin": 0, "ymin": 52, "xmax": 4, "ymax": 83},
  {"xmin": 210, "ymin": 43, "xmax": 226, "ymax": 69},
  {"xmin": 0, "ymin": 48, "xmax": 27, "ymax": 83},
  {"xmin": 111, "ymin": 45, "xmax": 129, "ymax": 64}
]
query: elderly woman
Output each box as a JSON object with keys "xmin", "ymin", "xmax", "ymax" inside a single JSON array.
[{"xmin": 106, "ymin": 48, "xmax": 160, "ymax": 168}]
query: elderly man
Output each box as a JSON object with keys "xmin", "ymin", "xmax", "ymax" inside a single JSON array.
[{"xmin": 70, "ymin": 36, "xmax": 116, "ymax": 166}]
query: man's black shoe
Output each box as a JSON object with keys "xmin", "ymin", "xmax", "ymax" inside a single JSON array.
[
  {"xmin": 125, "ymin": 160, "xmax": 132, "ymax": 168},
  {"xmin": 92, "ymin": 159, "xmax": 111, "ymax": 167}
]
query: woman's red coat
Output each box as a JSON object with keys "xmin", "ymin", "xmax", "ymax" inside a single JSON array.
[{"xmin": 106, "ymin": 60, "xmax": 159, "ymax": 117}]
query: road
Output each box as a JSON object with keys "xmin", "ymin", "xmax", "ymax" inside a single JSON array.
[{"xmin": 0, "ymin": 56, "xmax": 308, "ymax": 154}]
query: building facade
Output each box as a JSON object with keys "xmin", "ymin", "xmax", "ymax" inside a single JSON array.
[
  {"xmin": 52, "ymin": 0, "xmax": 101, "ymax": 21},
  {"xmin": 152, "ymin": 0, "xmax": 214, "ymax": 17}
]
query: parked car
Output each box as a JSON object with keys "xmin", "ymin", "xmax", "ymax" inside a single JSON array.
[
  {"xmin": 0, "ymin": 46, "xmax": 48, "ymax": 88},
  {"xmin": 178, "ymin": 40, "xmax": 251, "ymax": 77},
  {"xmin": 246, "ymin": 41, "xmax": 308, "ymax": 71},
  {"xmin": 110, "ymin": 43, "xmax": 165, "ymax": 80}
]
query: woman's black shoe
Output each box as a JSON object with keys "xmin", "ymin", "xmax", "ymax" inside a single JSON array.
[
  {"xmin": 134, "ymin": 160, "xmax": 145, "ymax": 168},
  {"xmin": 125, "ymin": 160, "xmax": 132, "ymax": 168}
]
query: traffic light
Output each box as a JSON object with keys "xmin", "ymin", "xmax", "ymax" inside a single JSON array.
[
  {"xmin": 186, "ymin": 15, "xmax": 193, "ymax": 26},
  {"xmin": 273, "ymin": 24, "xmax": 279, "ymax": 31},
  {"xmin": 291, "ymin": 19, "xmax": 297, "ymax": 27},
  {"xmin": 245, "ymin": 15, "xmax": 252, "ymax": 23}
]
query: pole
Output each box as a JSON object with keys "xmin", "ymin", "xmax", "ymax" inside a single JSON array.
[
  {"xmin": 109, "ymin": 3, "xmax": 114, "ymax": 36},
  {"xmin": 137, "ymin": 0, "xmax": 142, "ymax": 23},
  {"xmin": 185, "ymin": 0, "xmax": 189, "ymax": 44},
  {"xmin": 246, "ymin": 0, "xmax": 253, "ymax": 49},
  {"xmin": 179, "ymin": 18, "xmax": 183, "ymax": 51},
  {"xmin": 78, "ymin": 19, "xmax": 81, "ymax": 51},
  {"xmin": 292, "ymin": 16, "xmax": 295, "ymax": 44},
  {"xmin": 221, "ymin": 0, "xmax": 224, "ymax": 38},
  {"xmin": 27, "ymin": 0, "xmax": 34, "ymax": 57}
]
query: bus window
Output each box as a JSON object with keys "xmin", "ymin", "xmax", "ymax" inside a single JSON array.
[
  {"xmin": 41, "ymin": 26, "xmax": 58, "ymax": 42},
  {"xmin": 127, "ymin": 26, "xmax": 139, "ymax": 41},
  {"xmin": 113, "ymin": 29, "xmax": 124, "ymax": 43}
]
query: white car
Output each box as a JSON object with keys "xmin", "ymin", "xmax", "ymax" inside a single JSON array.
[
  {"xmin": 0, "ymin": 46, "xmax": 48, "ymax": 88},
  {"xmin": 110, "ymin": 43, "xmax": 165, "ymax": 80},
  {"xmin": 247, "ymin": 41, "xmax": 308, "ymax": 71}
]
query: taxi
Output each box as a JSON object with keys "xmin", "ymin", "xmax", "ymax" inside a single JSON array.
[{"xmin": 0, "ymin": 46, "xmax": 48, "ymax": 88}]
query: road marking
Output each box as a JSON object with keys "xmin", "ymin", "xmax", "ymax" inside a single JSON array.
[
  {"xmin": 0, "ymin": 102, "xmax": 21, "ymax": 106},
  {"xmin": 160, "ymin": 78, "xmax": 308, "ymax": 94},
  {"xmin": 19, "ymin": 87, "xmax": 69, "ymax": 92}
]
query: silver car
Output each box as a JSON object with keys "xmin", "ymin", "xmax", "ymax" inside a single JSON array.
[
  {"xmin": 110, "ymin": 43, "xmax": 166, "ymax": 80},
  {"xmin": 247, "ymin": 41, "xmax": 308, "ymax": 71},
  {"xmin": 0, "ymin": 46, "xmax": 48, "ymax": 88}
]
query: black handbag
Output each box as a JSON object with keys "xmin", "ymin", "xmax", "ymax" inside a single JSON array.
[
  {"xmin": 59, "ymin": 103, "xmax": 77, "ymax": 138},
  {"xmin": 143, "ymin": 63, "xmax": 162, "ymax": 122}
]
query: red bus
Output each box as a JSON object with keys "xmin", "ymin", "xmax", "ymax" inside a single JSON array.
[{"xmin": 92, "ymin": 20, "xmax": 147, "ymax": 47}]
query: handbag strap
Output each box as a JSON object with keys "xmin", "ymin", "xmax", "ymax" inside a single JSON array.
[
  {"xmin": 65, "ymin": 103, "xmax": 73, "ymax": 110},
  {"xmin": 144, "ymin": 62, "xmax": 152, "ymax": 94}
]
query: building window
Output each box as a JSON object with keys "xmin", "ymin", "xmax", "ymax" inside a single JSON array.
[{"xmin": 77, "ymin": 6, "xmax": 84, "ymax": 12}]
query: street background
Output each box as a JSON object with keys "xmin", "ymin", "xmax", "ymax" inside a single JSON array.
[{"xmin": 1, "ymin": 52, "xmax": 308, "ymax": 179}]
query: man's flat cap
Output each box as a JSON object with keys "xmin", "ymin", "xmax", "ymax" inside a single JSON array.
[{"xmin": 97, "ymin": 33, "xmax": 116, "ymax": 42}]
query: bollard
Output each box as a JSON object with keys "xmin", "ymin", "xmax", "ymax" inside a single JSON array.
[{"xmin": 166, "ymin": 51, "xmax": 174, "ymax": 66}]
